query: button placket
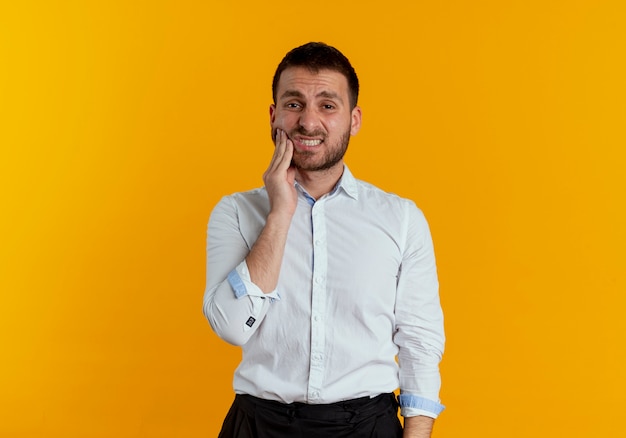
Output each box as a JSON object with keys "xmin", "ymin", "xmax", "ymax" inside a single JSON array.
[{"xmin": 307, "ymin": 200, "xmax": 327, "ymax": 402}]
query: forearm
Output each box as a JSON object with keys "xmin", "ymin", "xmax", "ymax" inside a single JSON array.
[
  {"xmin": 246, "ymin": 211, "xmax": 292, "ymax": 293},
  {"xmin": 403, "ymin": 416, "xmax": 435, "ymax": 438}
]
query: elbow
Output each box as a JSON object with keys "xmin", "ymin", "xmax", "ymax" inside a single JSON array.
[
  {"xmin": 209, "ymin": 317, "xmax": 252, "ymax": 346},
  {"xmin": 203, "ymin": 302, "xmax": 252, "ymax": 347},
  {"xmin": 218, "ymin": 328, "xmax": 251, "ymax": 347}
]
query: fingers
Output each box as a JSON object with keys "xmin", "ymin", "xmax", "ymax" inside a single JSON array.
[
  {"xmin": 263, "ymin": 129, "xmax": 297, "ymax": 217},
  {"xmin": 268, "ymin": 129, "xmax": 293, "ymax": 173},
  {"xmin": 280, "ymin": 132, "xmax": 294, "ymax": 170}
]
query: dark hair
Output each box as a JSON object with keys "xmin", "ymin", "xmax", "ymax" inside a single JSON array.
[{"xmin": 272, "ymin": 42, "xmax": 359, "ymax": 108}]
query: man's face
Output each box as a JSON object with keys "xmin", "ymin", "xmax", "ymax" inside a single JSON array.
[{"xmin": 270, "ymin": 67, "xmax": 361, "ymax": 172}]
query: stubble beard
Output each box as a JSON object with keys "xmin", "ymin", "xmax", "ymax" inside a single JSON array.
[{"xmin": 290, "ymin": 128, "xmax": 351, "ymax": 172}]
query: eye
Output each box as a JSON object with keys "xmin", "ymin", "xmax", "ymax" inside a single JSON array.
[{"xmin": 286, "ymin": 102, "xmax": 302, "ymax": 109}]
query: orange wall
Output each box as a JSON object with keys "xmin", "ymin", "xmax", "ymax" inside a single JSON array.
[{"xmin": 1, "ymin": 1, "xmax": 624, "ymax": 437}]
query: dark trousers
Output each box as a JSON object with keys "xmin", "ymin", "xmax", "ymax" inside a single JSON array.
[{"xmin": 218, "ymin": 393, "xmax": 403, "ymax": 438}]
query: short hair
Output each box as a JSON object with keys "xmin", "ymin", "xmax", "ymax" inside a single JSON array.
[{"xmin": 272, "ymin": 42, "xmax": 360, "ymax": 109}]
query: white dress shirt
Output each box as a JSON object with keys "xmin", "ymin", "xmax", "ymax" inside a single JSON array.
[{"xmin": 203, "ymin": 166, "xmax": 445, "ymax": 418}]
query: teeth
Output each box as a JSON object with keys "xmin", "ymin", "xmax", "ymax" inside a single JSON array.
[{"xmin": 300, "ymin": 139, "xmax": 322, "ymax": 146}]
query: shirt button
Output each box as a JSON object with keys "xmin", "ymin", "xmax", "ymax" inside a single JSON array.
[{"xmin": 314, "ymin": 315, "xmax": 320, "ymax": 322}]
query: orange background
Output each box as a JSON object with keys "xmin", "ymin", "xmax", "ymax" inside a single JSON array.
[{"xmin": 1, "ymin": 1, "xmax": 625, "ymax": 437}]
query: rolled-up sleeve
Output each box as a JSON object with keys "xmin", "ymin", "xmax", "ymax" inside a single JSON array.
[
  {"xmin": 393, "ymin": 202, "xmax": 445, "ymax": 418},
  {"xmin": 203, "ymin": 196, "xmax": 279, "ymax": 346}
]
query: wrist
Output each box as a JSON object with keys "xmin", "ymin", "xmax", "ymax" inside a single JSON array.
[{"xmin": 266, "ymin": 209, "xmax": 294, "ymax": 227}]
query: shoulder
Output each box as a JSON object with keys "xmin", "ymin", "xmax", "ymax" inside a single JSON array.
[
  {"xmin": 215, "ymin": 186, "xmax": 268, "ymax": 206},
  {"xmin": 211, "ymin": 187, "xmax": 270, "ymax": 219},
  {"xmin": 226, "ymin": 186, "xmax": 267, "ymax": 203},
  {"xmin": 354, "ymin": 178, "xmax": 421, "ymax": 213}
]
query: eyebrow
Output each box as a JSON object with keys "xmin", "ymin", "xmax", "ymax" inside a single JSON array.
[
  {"xmin": 318, "ymin": 91, "xmax": 342, "ymax": 102},
  {"xmin": 279, "ymin": 90, "xmax": 344, "ymax": 103}
]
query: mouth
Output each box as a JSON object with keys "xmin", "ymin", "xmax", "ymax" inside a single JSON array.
[{"xmin": 293, "ymin": 136, "xmax": 323, "ymax": 149}]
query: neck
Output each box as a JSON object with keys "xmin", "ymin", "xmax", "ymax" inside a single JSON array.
[{"xmin": 295, "ymin": 162, "xmax": 344, "ymax": 200}]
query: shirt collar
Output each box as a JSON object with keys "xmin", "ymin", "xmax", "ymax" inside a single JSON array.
[
  {"xmin": 294, "ymin": 165, "xmax": 359, "ymax": 202},
  {"xmin": 335, "ymin": 165, "xmax": 359, "ymax": 200}
]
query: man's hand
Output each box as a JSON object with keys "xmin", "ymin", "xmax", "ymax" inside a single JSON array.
[
  {"xmin": 245, "ymin": 129, "xmax": 297, "ymax": 293},
  {"xmin": 403, "ymin": 416, "xmax": 435, "ymax": 438},
  {"xmin": 263, "ymin": 129, "xmax": 297, "ymax": 221}
]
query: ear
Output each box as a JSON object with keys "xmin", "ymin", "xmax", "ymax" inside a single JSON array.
[
  {"xmin": 350, "ymin": 106, "xmax": 362, "ymax": 136},
  {"xmin": 269, "ymin": 104, "xmax": 276, "ymax": 124}
]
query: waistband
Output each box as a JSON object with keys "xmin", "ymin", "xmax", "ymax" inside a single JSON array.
[{"xmin": 235, "ymin": 393, "xmax": 398, "ymax": 423}]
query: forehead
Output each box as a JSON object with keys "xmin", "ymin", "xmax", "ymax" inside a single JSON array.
[{"xmin": 275, "ymin": 67, "xmax": 349, "ymax": 100}]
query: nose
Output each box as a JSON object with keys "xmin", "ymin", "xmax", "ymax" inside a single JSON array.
[{"xmin": 298, "ymin": 106, "xmax": 321, "ymax": 132}]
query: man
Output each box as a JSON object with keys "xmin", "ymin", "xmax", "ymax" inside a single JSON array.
[{"xmin": 203, "ymin": 42, "xmax": 445, "ymax": 438}]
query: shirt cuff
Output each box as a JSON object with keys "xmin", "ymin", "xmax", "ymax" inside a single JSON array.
[
  {"xmin": 227, "ymin": 261, "xmax": 280, "ymax": 301},
  {"xmin": 398, "ymin": 394, "xmax": 445, "ymax": 418}
]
